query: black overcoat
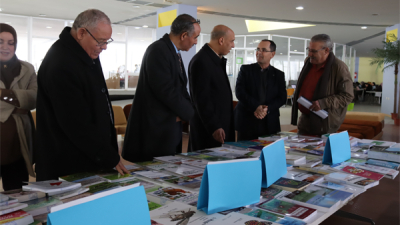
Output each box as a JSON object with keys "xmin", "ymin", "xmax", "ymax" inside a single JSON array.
[
  {"xmin": 122, "ymin": 34, "xmax": 194, "ymax": 162},
  {"xmin": 188, "ymin": 44, "xmax": 234, "ymax": 151},
  {"xmin": 234, "ymin": 63, "xmax": 287, "ymax": 136},
  {"xmin": 35, "ymin": 27, "xmax": 120, "ymax": 181}
]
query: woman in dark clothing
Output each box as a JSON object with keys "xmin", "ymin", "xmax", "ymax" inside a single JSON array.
[{"xmin": 0, "ymin": 23, "xmax": 37, "ymax": 190}]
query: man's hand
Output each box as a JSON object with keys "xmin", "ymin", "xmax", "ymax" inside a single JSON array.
[
  {"xmin": 176, "ymin": 116, "xmax": 181, "ymax": 122},
  {"xmin": 212, "ymin": 128, "xmax": 225, "ymax": 144},
  {"xmin": 115, "ymin": 156, "xmax": 130, "ymax": 176},
  {"xmin": 309, "ymin": 101, "xmax": 321, "ymax": 112},
  {"xmin": 254, "ymin": 105, "xmax": 268, "ymax": 119}
]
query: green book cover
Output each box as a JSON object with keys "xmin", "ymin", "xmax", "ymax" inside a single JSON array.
[
  {"xmin": 23, "ymin": 197, "xmax": 61, "ymax": 211},
  {"xmin": 88, "ymin": 182, "xmax": 119, "ymax": 194},
  {"xmin": 102, "ymin": 173, "xmax": 132, "ymax": 181},
  {"xmin": 148, "ymin": 200, "xmax": 162, "ymax": 211},
  {"xmin": 60, "ymin": 172, "xmax": 97, "ymax": 182}
]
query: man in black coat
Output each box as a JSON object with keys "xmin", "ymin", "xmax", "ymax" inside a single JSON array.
[
  {"xmin": 35, "ymin": 10, "xmax": 129, "ymax": 181},
  {"xmin": 188, "ymin": 25, "xmax": 235, "ymax": 151},
  {"xmin": 234, "ymin": 40, "xmax": 287, "ymax": 141},
  {"xmin": 122, "ymin": 14, "xmax": 199, "ymax": 162}
]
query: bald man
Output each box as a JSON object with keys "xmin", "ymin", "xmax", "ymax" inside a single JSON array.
[{"xmin": 188, "ymin": 25, "xmax": 235, "ymax": 151}]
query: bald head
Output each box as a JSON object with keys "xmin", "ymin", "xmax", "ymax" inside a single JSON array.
[{"xmin": 209, "ymin": 25, "xmax": 235, "ymax": 56}]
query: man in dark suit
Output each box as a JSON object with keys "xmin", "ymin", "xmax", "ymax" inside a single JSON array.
[
  {"xmin": 234, "ymin": 40, "xmax": 287, "ymax": 141},
  {"xmin": 188, "ymin": 25, "xmax": 235, "ymax": 151},
  {"xmin": 35, "ymin": 9, "xmax": 129, "ymax": 180},
  {"xmin": 123, "ymin": 14, "xmax": 199, "ymax": 162}
]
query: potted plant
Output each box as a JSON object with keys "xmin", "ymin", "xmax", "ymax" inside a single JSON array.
[{"xmin": 370, "ymin": 34, "xmax": 400, "ymax": 125}]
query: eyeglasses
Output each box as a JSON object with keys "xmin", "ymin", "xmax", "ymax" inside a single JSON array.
[
  {"xmin": 306, "ymin": 47, "xmax": 326, "ymax": 53},
  {"xmin": 85, "ymin": 28, "xmax": 113, "ymax": 47},
  {"xmin": 255, "ymin": 48, "xmax": 273, "ymax": 53}
]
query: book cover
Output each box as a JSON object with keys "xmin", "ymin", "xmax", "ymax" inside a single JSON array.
[
  {"xmin": 150, "ymin": 201, "xmax": 224, "ymax": 225},
  {"xmin": 0, "ymin": 210, "xmax": 33, "ymax": 224},
  {"xmin": 341, "ymin": 166, "xmax": 385, "ymax": 181},
  {"xmin": 314, "ymin": 180, "xmax": 363, "ymax": 193},
  {"xmin": 181, "ymin": 153, "xmax": 231, "ymax": 162},
  {"xmin": 213, "ymin": 212, "xmax": 276, "ymax": 224},
  {"xmin": 241, "ymin": 208, "xmax": 307, "ymax": 225},
  {"xmin": 23, "ymin": 197, "xmax": 62, "ymax": 216},
  {"xmin": 154, "ymin": 155, "xmax": 185, "ymax": 165},
  {"xmin": 134, "ymin": 170, "xmax": 172, "ymax": 179},
  {"xmin": 282, "ymin": 170, "xmax": 324, "ymax": 184},
  {"xmin": 159, "ymin": 175, "xmax": 202, "ymax": 189},
  {"xmin": 271, "ymin": 178, "xmax": 310, "ymax": 192},
  {"xmin": 87, "ymin": 182, "xmax": 120, "ymax": 194},
  {"xmin": 283, "ymin": 185, "xmax": 352, "ymax": 212},
  {"xmin": 260, "ymin": 187, "xmax": 291, "ymax": 199},
  {"xmin": 52, "ymin": 187, "xmax": 89, "ymax": 200},
  {"xmin": 197, "ymin": 148, "xmax": 252, "ymax": 159},
  {"xmin": 366, "ymin": 159, "xmax": 400, "ymax": 170},
  {"xmin": 0, "ymin": 203, "xmax": 29, "ymax": 216},
  {"xmin": 147, "ymin": 187, "xmax": 198, "ymax": 205},
  {"xmin": 180, "ymin": 159, "xmax": 208, "ymax": 169},
  {"xmin": 256, "ymin": 199, "xmax": 317, "ymax": 220},
  {"xmin": 325, "ymin": 173, "xmax": 378, "ymax": 189},
  {"xmin": 74, "ymin": 175, "xmax": 108, "ymax": 187},
  {"xmin": 23, "ymin": 180, "xmax": 81, "ymax": 195},
  {"xmin": 102, "ymin": 173, "xmax": 134, "ymax": 182},
  {"xmin": 60, "ymin": 172, "xmax": 97, "ymax": 182},
  {"xmin": 148, "ymin": 200, "xmax": 163, "ymax": 211},
  {"xmin": 61, "ymin": 192, "xmax": 93, "ymax": 204}
]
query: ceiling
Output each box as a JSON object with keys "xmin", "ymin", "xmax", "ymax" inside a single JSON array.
[{"xmin": 1, "ymin": 0, "xmax": 399, "ymax": 57}]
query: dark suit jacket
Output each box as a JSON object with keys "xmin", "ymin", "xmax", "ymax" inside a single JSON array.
[
  {"xmin": 188, "ymin": 44, "xmax": 235, "ymax": 151},
  {"xmin": 35, "ymin": 27, "xmax": 120, "ymax": 181},
  {"xmin": 122, "ymin": 34, "xmax": 194, "ymax": 162},
  {"xmin": 234, "ymin": 63, "xmax": 287, "ymax": 135}
]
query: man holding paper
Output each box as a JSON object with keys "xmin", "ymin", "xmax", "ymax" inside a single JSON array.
[
  {"xmin": 235, "ymin": 40, "xmax": 287, "ymax": 140},
  {"xmin": 291, "ymin": 34, "xmax": 353, "ymax": 135}
]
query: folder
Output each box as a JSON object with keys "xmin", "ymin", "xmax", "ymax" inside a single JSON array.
[
  {"xmin": 322, "ymin": 131, "xmax": 351, "ymax": 165},
  {"xmin": 47, "ymin": 184, "xmax": 150, "ymax": 225},
  {"xmin": 297, "ymin": 96, "xmax": 328, "ymax": 119},
  {"xmin": 259, "ymin": 139, "xmax": 288, "ymax": 188},
  {"xmin": 197, "ymin": 158, "xmax": 262, "ymax": 215}
]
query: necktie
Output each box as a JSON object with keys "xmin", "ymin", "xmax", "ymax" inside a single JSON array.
[{"xmin": 177, "ymin": 52, "xmax": 183, "ymax": 73}]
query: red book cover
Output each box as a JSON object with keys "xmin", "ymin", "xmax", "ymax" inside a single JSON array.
[
  {"xmin": 257, "ymin": 199, "xmax": 316, "ymax": 220},
  {"xmin": 0, "ymin": 210, "xmax": 29, "ymax": 222},
  {"xmin": 341, "ymin": 166, "xmax": 384, "ymax": 180}
]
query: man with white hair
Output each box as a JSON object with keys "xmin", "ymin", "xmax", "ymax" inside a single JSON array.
[
  {"xmin": 36, "ymin": 9, "xmax": 129, "ymax": 180},
  {"xmin": 291, "ymin": 34, "xmax": 354, "ymax": 135}
]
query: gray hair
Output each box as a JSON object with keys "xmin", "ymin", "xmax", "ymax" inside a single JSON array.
[
  {"xmin": 72, "ymin": 9, "xmax": 111, "ymax": 30},
  {"xmin": 311, "ymin": 34, "xmax": 333, "ymax": 52},
  {"xmin": 170, "ymin": 14, "xmax": 198, "ymax": 37}
]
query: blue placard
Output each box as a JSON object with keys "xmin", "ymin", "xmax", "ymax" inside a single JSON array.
[
  {"xmin": 259, "ymin": 139, "xmax": 287, "ymax": 188},
  {"xmin": 197, "ymin": 158, "xmax": 262, "ymax": 215},
  {"xmin": 322, "ymin": 131, "xmax": 351, "ymax": 165},
  {"xmin": 47, "ymin": 185, "xmax": 150, "ymax": 225}
]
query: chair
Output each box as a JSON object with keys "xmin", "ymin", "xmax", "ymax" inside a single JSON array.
[
  {"xmin": 123, "ymin": 104, "xmax": 132, "ymax": 120},
  {"xmin": 112, "ymin": 105, "xmax": 127, "ymax": 135},
  {"xmin": 374, "ymin": 92, "xmax": 382, "ymax": 104},
  {"xmin": 285, "ymin": 88, "xmax": 295, "ymax": 106}
]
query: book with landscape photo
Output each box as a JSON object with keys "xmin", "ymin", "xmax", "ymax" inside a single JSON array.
[
  {"xmin": 240, "ymin": 207, "xmax": 307, "ymax": 225},
  {"xmin": 282, "ymin": 170, "xmax": 324, "ymax": 184},
  {"xmin": 256, "ymin": 198, "xmax": 317, "ymax": 222},
  {"xmin": 325, "ymin": 172, "xmax": 379, "ymax": 190},
  {"xmin": 270, "ymin": 178, "xmax": 310, "ymax": 192},
  {"xmin": 147, "ymin": 187, "xmax": 199, "ymax": 205}
]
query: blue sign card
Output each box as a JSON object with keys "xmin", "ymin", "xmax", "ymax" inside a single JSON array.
[
  {"xmin": 259, "ymin": 139, "xmax": 287, "ymax": 188},
  {"xmin": 47, "ymin": 185, "xmax": 150, "ymax": 225},
  {"xmin": 197, "ymin": 158, "xmax": 262, "ymax": 215},
  {"xmin": 322, "ymin": 131, "xmax": 351, "ymax": 165}
]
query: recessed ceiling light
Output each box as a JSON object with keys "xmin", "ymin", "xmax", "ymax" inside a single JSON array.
[
  {"xmin": 135, "ymin": 27, "xmax": 141, "ymax": 29},
  {"xmin": 245, "ymin": 20, "xmax": 314, "ymax": 32},
  {"xmin": 296, "ymin": 6, "xmax": 304, "ymax": 10},
  {"xmin": 361, "ymin": 26, "xmax": 367, "ymax": 29},
  {"xmin": 0, "ymin": 8, "xmax": 3, "ymax": 12},
  {"xmin": 46, "ymin": 26, "xmax": 52, "ymax": 29},
  {"xmin": 294, "ymin": 50, "xmax": 297, "ymax": 52},
  {"xmin": 39, "ymin": 14, "xmax": 46, "ymax": 16},
  {"xmin": 140, "ymin": 40, "xmax": 144, "ymax": 41},
  {"xmin": 142, "ymin": 25, "xmax": 148, "ymax": 28},
  {"xmin": 133, "ymin": 5, "xmax": 140, "ymax": 8},
  {"xmin": 280, "ymin": 53, "xmax": 282, "ymax": 55}
]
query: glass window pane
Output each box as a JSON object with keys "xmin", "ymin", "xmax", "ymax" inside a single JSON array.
[
  {"xmin": 101, "ymin": 42, "xmax": 126, "ymax": 89},
  {"xmin": 289, "ymin": 53, "xmax": 305, "ymax": 82},
  {"xmin": 246, "ymin": 50, "xmax": 256, "ymax": 64},
  {"xmin": 234, "ymin": 36, "xmax": 245, "ymax": 48},
  {"xmin": 246, "ymin": 35, "xmax": 269, "ymax": 48},
  {"xmin": 32, "ymin": 18, "xmax": 65, "ymax": 37},
  {"xmin": 112, "ymin": 25, "xmax": 126, "ymax": 42},
  {"xmin": 290, "ymin": 38, "xmax": 305, "ymax": 53},
  {"xmin": 345, "ymin": 46, "xmax": 351, "ymax": 68},
  {"xmin": 0, "ymin": 15, "xmax": 29, "ymax": 62},
  {"xmin": 271, "ymin": 36, "xmax": 289, "ymax": 83},
  {"xmin": 335, "ymin": 44, "xmax": 343, "ymax": 60},
  {"xmin": 32, "ymin": 38, "xmax": 57, "ymax": 71},
  {"xmin": 233, "ymin": 50, "xmax": 245, "ymax": 91},
  {"xmin": 126, "ymin": 27, "xmax": 153, "ymax": 89}
]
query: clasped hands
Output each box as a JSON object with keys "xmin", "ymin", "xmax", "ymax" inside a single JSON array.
[{"xmin": 254, "ymin": 105, "xmax": 268, "ymax": 119}]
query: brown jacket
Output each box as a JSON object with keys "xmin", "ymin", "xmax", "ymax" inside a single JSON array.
[{"xmin": 291, "ymin": 53, "xmax": 354, "ymax": 135}]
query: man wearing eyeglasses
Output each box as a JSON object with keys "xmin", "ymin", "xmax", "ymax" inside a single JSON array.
[
  {"xmin": 291, "ymin": 34, "xmax": 353, "ymax": 135},
  {"xmin": 35, "ymin": 9, "xmax": 129, "ymax": 181},
  {"xmin": 123, "ymin": 14, "xmax": 199, "ymax": 162},
  {"xmin": 234, "ymin": 40, "xmax": 287, "ymax": 141}
]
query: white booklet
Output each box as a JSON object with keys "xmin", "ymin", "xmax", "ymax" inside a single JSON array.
[{"xmin": 297, "ymin": 96, "xmax": 328, "ymax": 119}]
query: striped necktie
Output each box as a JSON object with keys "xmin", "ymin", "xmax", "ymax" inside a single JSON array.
[{"xmin": 177, "ymin": 52, "xmax": 183, "ymax": 73}]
